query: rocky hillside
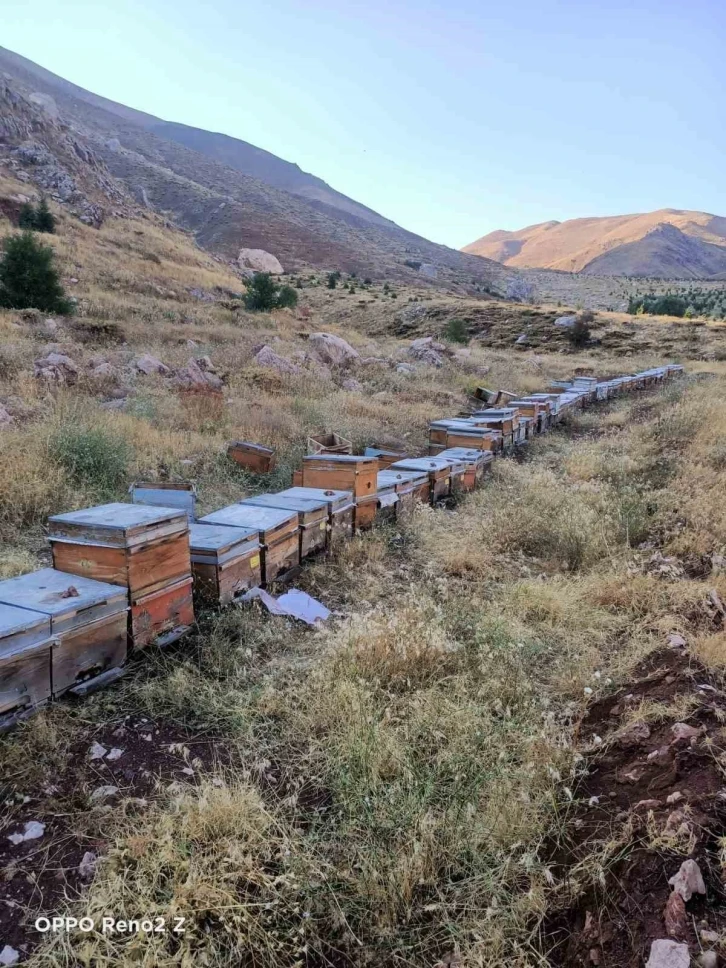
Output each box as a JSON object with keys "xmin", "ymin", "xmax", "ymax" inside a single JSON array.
[{"xmin": 463, "ymin": 210, "xmax": 726, "ymax": 279}]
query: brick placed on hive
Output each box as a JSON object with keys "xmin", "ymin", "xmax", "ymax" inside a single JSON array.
[
  {"xmin": 302, "ymin": 454, "xmax": 378, "ymax": 499},
  {"xmin": 0, "ymin": 603, "xmax": 54, "ymax": 729},
  {"xmin": 239, "ymin": 493, "xmax": 329, "ymax": 560},
  {"xmin": 0, "ymin": 569, "xmax": 128, "ymax": 699},
  {"xmin": 198, "ymin": 504, "xmax": 300, "ymax": 584},
  {"xmin": 188, "ymin": 523, "xmax": 261, "ymax": 607},
  {"xmin": 48, "ymin": 503, "xmax": 191, "ymax": 598},
  {"xmin": 278, "ymin": 487, "xmax": 355, "ymax": 548}
]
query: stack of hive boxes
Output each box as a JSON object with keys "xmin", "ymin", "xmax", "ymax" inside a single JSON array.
[
  {"xmin": 435, "ymin": 447, "xmax": 494, "ymax": 490},
  {"xmin": 47, "ymin": 504, "xmax": 194, "ymax": 650},
  {"xmin": 301, "ymin": 455, "xmax": 379, "ymax": 530},
  {"xmin": 469, "ymin": 408, "xmax": 520, "ymax": 450},
  {"xmin": 429, "ymin": 419, "xmax": 501, "ymax": 455},
  {"xmin": 240, "ymin": 492, "xmax": 330, "ymax": 561},
  {"xmin": 0, "ymin": 569, "xmax": 128, "ymax": 727},
  {"xmin": 198, "ymin": 504, "xmax": 300, "ymax": 584},
  {"xmin": 280, "ymin": 487, "xmax": 355, "ymax": 547}
]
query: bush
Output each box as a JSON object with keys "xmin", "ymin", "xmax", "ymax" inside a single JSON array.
[
  {"xmin": 243, "ymin": 273, "xmax": 298, "ymax": 311},
  {"xmin": 564, "ymin": 313, "xmax": 592, "ymax": 349},
  {"xmin": 443, "ymin": 317, "xmax": 468, "ymax": 344},
  {"xmin": 326, "ymin": 271, "xmax": 341, "ymax": 289},
  {"xmin": 49, "ymin": 423, "xmax": 132, "ymax": 499},
  {"xmin": 0, "ymin": 232, "xmax": 73, "ymax": 314},
  {"xmin": 18, "ymin": 202, "xmax": 36, "ymax": 229},
  {"xmin": 16, "ymin": 197, "xmax": 56, "ymax": 233}
]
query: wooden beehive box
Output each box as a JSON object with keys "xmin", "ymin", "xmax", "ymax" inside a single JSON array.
[
  {"xmin": 355, "ymin": 494, "xmax": 380, "ymax": 530},
  {"xmin": 198, "ymin": 504, "xmax": 300, "ymax": 584},
  {"xmin": 48, "ymin": 503, "xmax": 191, "ymax": 598},
  {"xmin": 302, "ymin": 455, "xmax": 378, "ymax": 499},
  {"xmin": 189, "ymin": 523, "xmax": 261, "ymax": 606},
  {"xmin": 429, "ymin": 420, "xmax": 500, "ymax": 453},
  {"xmin": 435, "ymin": 448, "xmax": 493, "ymax": 490},
  {"xmin": 374, "ymin": 474, "xmax": 399, "ymax": 523},
  {"xmin": 389, "ymin": 458, "xmax": 452, "ymax": 503},
  {"xmin": 279, "ymin": 487, "xmax": 355, "ymax": 547},
  {"xmin": 377, "ymin": 469, "xmax": 429, "ymax": 522},
  {"xmin": 470, "ymin": 408, "xmax": 520, "ymax": 433},
  {"xmin": 364, "ymin": 446, "xmax": 407, "ymax": 468},
  {"xmin": 0, "ymin": 603, "xmax": 54, "ymax": 729},
  {"xmin": 227, "ymin": 441, "xmax": 276, "ymax": 474},
  {"xmin": 307, "ymin": 432, "xmax": 352, "ymax": 456},
  {"xmin": 0, "ymin": 569, "xmax": 128, "ymax": 699},
  {"xmin": 240, "ymin": 493, "xmax": 329, "ymax": 560}
]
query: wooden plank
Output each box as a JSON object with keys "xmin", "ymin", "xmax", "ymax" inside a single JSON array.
[
  {"xmin": 355, "ymin": 497, "xmax": 378, "ymax": 531},
  {"xmin": 52, "ymin": 613, "xmax": 127, "ymax": 698},
  {"xmin": 330, "ymin": 505, "xmax": 355, "ymax": 547}
]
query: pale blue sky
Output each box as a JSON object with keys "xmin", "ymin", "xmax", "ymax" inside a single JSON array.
[{"xmin": 2, "ymin": 0, "xmax": 724, "ymax": 248}]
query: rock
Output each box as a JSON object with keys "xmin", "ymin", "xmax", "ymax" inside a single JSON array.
[
  {"xmin": 671, "ymin": 722, "xmax": 701, "ymax": 742},
  {"xmin": 418, "ymin": 263, "xmax": 438, "ymax": 280},
  {"xmin": 7, "ymin": 820, "xmax": 45, "ymax": 845},
  {"xmin": 89, "ymin": 741, "xmax": 108, "ymax": 761},
  {"xmin": 134, "ymin": 353, "xmax": 169, "ymax": 376},
  {"xmin": 106, "ymin": 748, "xmax": 124, "ymax": 761},
  {"xmin": 645, "ymin": 940, "xmax": 690, "ymax": 968},
  {"xmin": 359, "ymin": 357, "xmax": 390, "ymax": 367},
  {"xmin": 186, "ymin": 339, "xmax": 199, "ymax": 349},
  {"xmin": 667, "ymin": 633, "xmax": 686, "ymax": 648},
  {"xmin": 663, "ymin": 891, "xmax": 687, "ymax": 938},
  {"xmin": 90, "ymin": 785, "xmax": 119, "ymax": 803},
  {"xmin": 78, "ymin": 850, "xmax": 97, "ymax": 880},
  {"xmin": 195, "ymin": 355, "xmax": 217, "ymax": 373},
  {"xmin": 407, "ymin": 336, "xmax": 448, "ymax": 368},
  {"xmin": 173, "ymin": 358, "xmax": 224, "ymax": 391},
  {"xmin": 668, "ymin": 859, "xmax": 706, "ymax": 901},
  {"xmin": 515, "ymin": 333, "xmax": 528, "ymax": 345},
  {"xmin": 616, "ymin": 766, "xmax": 645, "ymax": 784},
  {"xmin": 308, "ymin": 333, "xmax": 360, "ymax": 367},
  {"xmin": 589, "ymin": 948, "xmax": 601, "ymax": 965},
  {"xmin": 700, "ymin": 930, "xmax": 719, "ymax": 945},
  {"xmin": 342, "ymin": 378, "xmax": 363, "ymax": 392},
  {"xmin": 253, "ymin": 346, "xmax": 300, "ymax": 375},
  {"xmin": 555, "ymin": 315, "xmax": 578, "ymax": 329},
  {"xmin": 90, "ymin": 362, "xmax": 114, "ymax": 378},
  {"xmin": 0, "ymin": 946, "xmax": 20, "ymax": 966},
  {"xmin": 634, "ymin": 799, "xmax": 662, "ymax": 812},
  {"xmin": 666, "ymin": 791, "xmax": 684, "ymax": 805},
  {"xmin": 617, "ymin": 720, "xmax": 651, "ymax": 748},
  {"xmin": 396, "ymin": 362, "xmax": 415, "ymax": 375},
  {"xmin": 0, "ymin": 404, "xmax": 14, "ymax": 428},
  {"xmin": 698, "ymin": 953, "xmax": 718, "ymax": 968},
  {"xmin": 33, "ymin": 352, "xmax": 79, "ymax": 385},
  {"xmin": 237, "ymin": 248, "xmax": 283, "ymax": 274}
]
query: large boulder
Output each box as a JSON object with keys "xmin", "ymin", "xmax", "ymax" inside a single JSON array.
[
  {"xmin": 134, "ymin": 353, "xmax": 170, "ymax": 376},
  {"xmin": 407, "ymin": 336, "xmax": 446, "ymax": 368},
  {"xmin": 254, "ymin": 345, "xmax": 301, "ymax": 375},
  {"xmin": 174, "ymin": 358, "xmax": 224, "ymax": 391},
  {"xmin": 308, "ymin": 333, "xmax": 360, "ymax": 368},
  {"xmin": 237, "ymin": 248, "xmax": 284, "ymax": 275},
  {"xmin": 555, "ymin": 315, "xmax": 578, "ymax": 329},
  {"xmin": 33, "ymin": 352, "xmax": 79, "ymax": 385}
]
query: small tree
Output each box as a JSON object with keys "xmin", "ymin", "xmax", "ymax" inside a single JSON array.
[
  {"xmin": 326, "ymin": 271, "xmax": 341, "ymax": 289},
  {"xmin": 564, "ymin": 313, "xmax": 592, "ymax": 349},
  {"xmin": 18, "ymin": 202, "xmax": 36, "ymax": 229},
  {"xmin": 443, "ymin": 317, "xmax": 468, "ymax": 344},
  {"xmin": 0, "ymin": 232, "xmax": 73, "ymax": 314},
  {"xmin": 34, "ymin": 197, "xmax": 56, "ymax": 233},
  {"xmin": 243, "ymin": 272, "xmax": 298, "ymax": 311}
]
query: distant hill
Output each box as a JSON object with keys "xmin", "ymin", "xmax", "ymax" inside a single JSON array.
[{"xmin": 462, "ymin": 210, "xmax": 726, "ymax": 279}]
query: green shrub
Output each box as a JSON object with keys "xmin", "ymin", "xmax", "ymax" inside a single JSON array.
[
  {"xmin": 0, "ymin": 232, "xmax": 72, "ymax": 313},
  {"xmin": 443, "ymin": 317, "xmax": 468, "ymax": 344},
  {"xmin": 564, "ymin": 313, "xmax": 592, "ymax": 348},
  {"xmin": 326, "ymin": 271, "xmax": 341, "ymax": 289},
  {"xmin": 16, "ymin": 197, "xmax": 56, "ymax": 233},
  {"xmin": 49, "ymin": 424, "xmax": 132, "ymax": 498},
  {"xmin": 243, "ymin": 273, "xmax": 298, "ymax": 311}
]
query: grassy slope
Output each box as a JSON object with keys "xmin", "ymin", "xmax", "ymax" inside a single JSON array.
[{"xmin": 1, "ymin": 187, "xmax": 726, "ymax": 966}]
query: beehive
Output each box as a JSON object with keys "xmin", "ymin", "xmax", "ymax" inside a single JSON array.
[
  {"xmin": 307, "ymin": 432, "xmax": 352, "ymax": 455},
  {"xmin": 227, "ymin": 441, "xmax": 276, "ymax": 474},
  {"xmin": 434, "ymin": 455, "xmax": 467, "ymax": 495},
  {"xmin": 198, "ymin": 504, "xmax": 300, "ymax": 584},
  {"xmin": 389, "ymin": 458, "xmax": 452, "ymax": 503},
  {"xmin": 189, "ymin": 523, "xmax": 262, "ymax": 606},
  {"xmin": 507, "ymin": 400, "xmax": 545, "ymax": 433},
  {"xmin": 0, "ymin": 569, "xmax": 128, "ymax": 699},
  {"xmin": 470, "ymin": 408, "xmax": 520, "ymax": 434},
  {"xmin": 429, "ymin": 420, "xmax": 501, "ymax": 453},
  {"xmin": 435, "ymin": 448, "xmax": 493, "ymax": 490},
  {"xmin": 374, "ymin": 474, "xmax": 399, "ymax": 523},
  {"xmin": 278, "ymin": 487, "xmax": 355, "ymax": 547},
  {"xmin": 240, "ymin": 493, "xmax": 329, "ymax": 560},
  {"xmin": 355, "ymin": 494, "xmax": 380, "ymax": 530},
  {"xmin": 364, "ymin": 446, "xmax": 407, "ymax": 468},
  {"xmin": 0, "ymin": 603, "xmax": 54, "ymax": 728},
  {"xmin": 377, "ymin": 469, "xmax": 430, "ymax": 521},
  {"xmin": 48, "ymin": 503, "xmax": 193, "ymax": 650},
  {"xmin": 302, "ymin": 455, "xmax": 378, "ymax": 498}
]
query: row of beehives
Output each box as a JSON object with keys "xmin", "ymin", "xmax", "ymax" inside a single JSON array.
[{"xmin": 0, "ymin": 363, "xmax": 684, "ymax": 730}]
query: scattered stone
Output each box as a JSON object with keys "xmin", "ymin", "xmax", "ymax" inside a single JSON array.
[
  {"xmin": 645, "ymin": 940, "xmax": 690, "ymax": 968},
  {"xmin": 418, "ymin": 263, "xmax": 438, "ymax": 280},
  {"xmin": 0, "ymin": 404, "xmax": 14, "ymax": 428},
  {"xmin": 237, "ymin": 248, "xmax": 283, "ymax": 274},
  {"xmin": 106, "ymin": 748, "xmax": 124, "ymax": 761},
  {"xmin": 407, "ymin": 336, "xmax": 446, "ymax": 367},
  {"xmin": 648, "ymin": 746, "xmax": 670, "ymax": 761},
  {"xmin": 668, "ymin": 859, "xmax": 706, "ymax": 901},
  {"xmin": 396, "ymin": 362, "xmax": 415, "ymax": 375},
  {"xmin": 78, "ymin": 851, "xmax": 97, "ymax": 880},
  {"xmin": 555, "ymin": 315, "xmax": 578, "ymax": 329},
  {"xmin": 617, "ymin": 720, "xmax": 651, "ymax": 748},
  {"xmin": 89, "ymin": 741, "xmax": 107, "ymax": 761},
  {"xmin": 34, "ymin": 352, "xmax": 79, "ymax": 385},
  {"xmin": 186, "ymin": 339, "xmax": 199, "ymax": 348},
  {"xmin": 700, "ymin": 929, "xmax": 719, "ymax": 944},
  {"xmin": 671, "ymin": 722, "xmax": 701, "ymax": 742},
  {"xmin": 342, "ymin": 378, "xmax": 363, "ymax": 392},
  {"xmin": 663, "ymin": 890, "xmax": 687, "ymax": 938},
  {"xmin": 7, "ymin": 820, "xmax": 45, "ymax": 845},
  {"xmin": 0, "ymin": 945, "xmax": 20, "ymax": 966},
  {"xmin": 90, "ymin": 785, "xmax": 119, "ymax": 803},
  {"xmin": 90, "ymin": 361, "xmax": 114, "ymax": 378},
  {"xmin": 634, "ymin": 799, "xmax": 662, "ymax": 812},
  {"xmin": 698, "ymin": 953, "xmax": 718, "ymax": 968},
  {"xmin": 195, "ymin": 355, "xmax": 216, "ymax": 372},
  {"xmin": 616, "ymin": 766, "xmax": 645, "ymax": 784},
  {"xmin": 666, "ymin": 791, "xmax": 684, "ymax": 805},
  {"xmin": 308, "ymin": 332, "xmax": 360, "ymax": 367},
  {"xmin": 253, "ymin": 346, "xmax": 301, "ymax": 375},
  {"xmin": 589, "ymin": 948, "xmax": 601, "ymax": 965},
  {"xmin": 173, "ymin": 358, "xmax": 223, "ymax": 391},
  {"xmin": 667, "ymin": 633, "xmax": 686, "ymax": 648},
  {"xmin": 134, "ymin": 353, "xmax": 169, "ymax": 376}
]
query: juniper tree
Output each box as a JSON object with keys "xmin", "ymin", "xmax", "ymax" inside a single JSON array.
[{"xmin": 0, "ymin": 231, "xmax": 73, "ymax": 314}]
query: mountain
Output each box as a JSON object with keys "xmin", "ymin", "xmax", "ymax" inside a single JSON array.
[
  {"xmin": 463, "ymin": 210, "xmax": 726, "ymax": 279},
  {"xmin": 0, "ymin": 45, "xmax": 510, "ymax": 289}
]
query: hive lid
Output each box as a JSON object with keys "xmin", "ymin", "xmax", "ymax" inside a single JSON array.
[
  {"xmin": 0, "ymin": 602, "xmax": 52, "ymax": 659},
  {"xmin": 280, "ymin": 487, "xmax": 353, "ymax": 509},
  {"xmin": 49, "ymin": 502, "xmax": 187, "ymax": 535},
  {"xmin": 0, "ymin": 569, "xmax": 127, "ymax": 619},
  {"xmin": 436, "ymin": 447, "xmax": 493, "ymax": 463},
  {"xmin": 391, "ymin": 458, "xmax": 452, "ymax": 473},
  {"xmin": 240, "ymin": 493, "xmax": 328, "ymax": 513},
  {"xmin": 303, "ymin": 454, "xmax": 377, "ymax": 464},
  {"xmin": 189, "ymin": 523, "xmax": 259, "ymax": 553},
  {"xmin": 377, "ymin": 469, "xmax": 428, "ymax": 487},
  {"xmin": 199, "ymin": 504, "xmax": 298, "ymax": 534}
]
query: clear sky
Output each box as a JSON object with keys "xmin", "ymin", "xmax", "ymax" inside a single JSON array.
[{"xmin": 2, "ymin": 0, "xmax": 724, "ymax": 248}]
